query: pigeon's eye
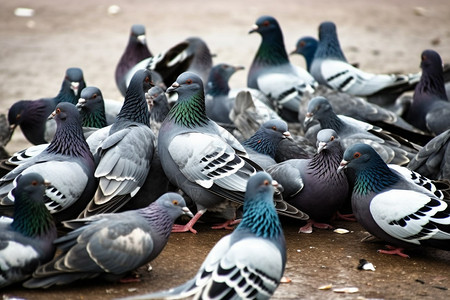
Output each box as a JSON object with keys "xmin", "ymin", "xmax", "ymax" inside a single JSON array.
[
  {"xmin": 299, "ymin": 41, "xmax": 306, "ymax": 47},
  {"xmin": 262, "ymin": 20, "xmax": 270, "ymax": 27},
  {"xmin": 56, "ymin": 108, "xmax": 61, "ymax": 114},
  {"xmin": 223, "ymin": 65, "xmax": 229, "ymax": 69},
  {"xmin": 271, "ymin": 126, "xmax": 277, "ymax": 131},
  {"xmin": 172, "ymin": 200, "xmax": 179, "ymax": 205},
  {"xmin": 186, "ymin": 79, "xmax": 193, "ymax": 84},
  {"xmin": 145, "ymin": 76, "xmax": 150, "ymax": 83},
  {"xmin": 31, "ymin": 180, "xmax": 38, "ymax": 186},
  {"xmin": 353, "ymin": 152, "xmax": 361, "ymax": 159},
  {"xmin": 330, "ymin": 136, "xmax": 335, "ymax": 141},
  {"xmin": 263, "ymin": 179, "xmax": 270, "ymax": 186},
  {"xmin": 422, "ymin": 55, "xmax": 427, "ymax": 61},
  {"xmin": 92, "ymin": 93, "xmax": 97, "ymax": 99}
]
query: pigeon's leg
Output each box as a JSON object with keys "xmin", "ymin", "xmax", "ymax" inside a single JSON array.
[
  {"xmin": 377, "ymin": 245, "xmax": 410, "ymax": 258},
  {"xmin": 172, "ymin": 209, "xmax": 206, "ymax": 234},
  {"xmin": 211, "ymin": 219, "xmax": 241, "ymax": 230},
  {"xmin": 298, "ymin": 219, "xmax": 334, "ymax": 233},
  {"xmin": 335, "ymin": 211, "xmax": 356, "ymax": 222}
]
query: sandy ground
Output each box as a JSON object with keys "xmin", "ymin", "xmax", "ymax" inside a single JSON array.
[{"xmin": 1, "ymin": 0, "xmax": 450, "ymax": 299}]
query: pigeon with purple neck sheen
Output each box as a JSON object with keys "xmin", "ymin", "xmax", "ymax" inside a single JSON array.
[
  {"xmin": 0, "ymin": 173, "xmax": 57, "ymax": 288},
  {"xmin": 118, "ymin": 172, "xmax": 286, "ymax": 300},
  {"xmin": 80, "ymin": 69, "xmax": 156, "ymax": 217},
  {"xmin": 23, "ymin": 193, "xmax": 193, "ymax": 289},
  {"xmin": 158, "ymin": 72, "xmax": 308, "ymax": 233},
  {"xmin": 8, "ymin": 67, "xmax": 86, "ymax": 145},
  {"xmin": 268, "ymin": 129, "xmax": 349, "ymax": 233},
  {"xmin": 0, "ymin": 102, "xmax": 96, "ymax": 224},
  {"xmin": 404, "ymin": 49, "xmax": 450, "ymax": 136},
  {"xmin": 248, "ymin": 15, "xmax": 316, "ymax": 122},
  {"xmin": 338, "ymin": 143, "xmax": 450, "ymax": 257},
  {"xmin": 115, "ymin": 24, "xmax": 153, "ymax": 96}
]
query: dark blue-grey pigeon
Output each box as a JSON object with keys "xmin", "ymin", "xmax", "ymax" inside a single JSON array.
[
  {"xmin": 22, "ymin": 193, "xmax": 193, "ymax": 288},
  {"xmin": 115, "ymin": 24, "xmax": 153, "ymax": 96},
  {"xmin": 0, "ymin": 102, "xmax": 96, "ymax": 224},
  {"xmin": 76, "ymin": 86, "xmax": 108, "ymax": 139},
  {"xmin": 158, "ymin": 72, "xmax": 308, "ymax": 233},
  {"xmin": 80, "ymin": 69, "xmax": 156, "ymax": 217},
  {"xmin": 304, "ymin": 96, "xmax": 421, "ymax": 165},
  {"xmin": 248, "ymin": 15, "xmax": 316, "ymax": 122},
  {"xmin": 146, "ymin": 85, "xmax": 170, "ymax": 137},
  {"xmin": 119, "ymin": 172, "xmax": 286, "ymax": 300},
  {"xmin": 407, "ymin": 129, "xmax": 450, "ymax": 181},
  {"xmin": 268, "ymin": 129, "xmax": 349, "ymax": 233},
  {"xmin": 8, "ymin": 67, "xmax": 86, "ymax": 145},
  {"xmin": 310, "ymin": 21, "xmax": 419, "ymax": 106},
  {"xmin": 338, "ymin": 143, "xmax": 450, "ymax": 257},
  {"xmin": 0, "ymin": 173, "xmax": 57, "ymax": 288},
  {"xmin": 404, "ymin": 49, "xmax": 450, "ymax": 136}
]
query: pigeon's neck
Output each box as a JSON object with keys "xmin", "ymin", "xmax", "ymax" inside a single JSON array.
[
  {"xmin": 243, "ymin": 131, "xmax": 278, "ymax": 158},
  {"xmin": 139, "ymin": 204, "xmax": 174, "ymax": 240},
  {"xmin": 308, "ymin": 144, "xmax": 344, "ymax": 181},
  {"xmin": 55, "ymin": 83, "xmax": 80, "ymax": 105},
  {"xmin": 80, "ymin": 107, "xmax": 108, "ymax": 129},
  {"xmin": 168, "ymin": 92, "xmax": 209, "ymax": 128},
  {"xmin": 318, "ymin": 112, "xmax": 344, "ymax": 131},
  {"xmin": 116, "ymin": 88, "xmax": 151, "ymax": 126},
  {"xmin": 46, "ymin": 119, "xmax": 93, "ymax": 160},
  {"xmin": 353, "ymin": 160, "xmax": 400, "ymax": 196},
  {"xmin": 315, "ymin": 35, "xmax": 347, "ymax": 62},
  {"xmin": 206, "ymin": 74, "xmax": 230, "ymax": 97},
  {"xmin": 415, "ymin": 67, "xmax": 448, "ymax": 100},
  {"xmin": 12, "ymin": 196, "xmax": 56, "ymax": 238},
  {"xmin": 237, "ymin": 196, "xmax": 283, "ymax": 239},
  {"xmin": 253, "ymin": 33, "xmax": 290, "ymax": 67},
  {"xmin": 150, "ymin": 102, "xmax": 170, "ymax": 124}
]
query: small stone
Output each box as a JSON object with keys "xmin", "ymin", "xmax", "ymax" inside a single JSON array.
[
  {"xmin": 334, "ymin": 228, "xmax": 349, "ymax": 234},
  {"xmin": 128, "ymin": 288, "xmax": 138, "ymax": 293},
  {"xmin": 413, "ymin": 7, "xmax": 427, "ymax": 16},
  {"xmin": 333, "ymin": 287, "xmax": 359, "ymax": 294},
  {"xmin": 280, "ymin": 276, "xmax": 291, "ymax": 283},
  {"xmin": 107, "ymin": 5, "xmax": 121, "ymax": 16}
]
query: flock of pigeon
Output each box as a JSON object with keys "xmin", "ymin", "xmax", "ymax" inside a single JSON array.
[{"xmin": 1, "ymin": 14, "xmax": 450, "ymax": 299}]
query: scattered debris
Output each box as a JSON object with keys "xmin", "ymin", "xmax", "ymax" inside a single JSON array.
[
  {"xmin": 318, "ymin": 284, "xmax": 333, "ymax": 290},
  {"xmin": 334, "ymin": 228, "xmax": 349, "ymax": 234},
  {"xmin": 14, "ymin": 8, "xmax": 34, "ymax": 17},
  {"xmin": 413, "ymin": 7, "xmax": 427, "ymax": 16},
  {"xmin": 357, "ymin": 259, "xmax": 376, "ymax": 271},
  {"xmin": 432, "ymin": 286, "xmax": 448, "ymax": 291},
  {"xmin": 128, "ymin": 288, "xmax": 138, "ymax": 293},
  {"xmin": 333, "ymin": 287, "xmax": 359, "ymax": 294},
  {"xmin": 415, "ymin": 279, "xmax": 425, "ymax": 284},
  {"xmin": 280, "ymin": 276, "xmax": 292, "ymax": 283},
  {"xmin": 107, "ymin": 5, "xmax": 121, "ymax": 16}
]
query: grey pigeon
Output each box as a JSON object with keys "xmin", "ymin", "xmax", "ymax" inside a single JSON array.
[
  {"xmin": 310, "ymin": 21, "xmax": 419, "ymax": 106},
  {"xmin": 338, "ymin": 143, "xmax": 450, "ymax": 257},
  {"xmin": 268, "ymin": 129, "xmax": 349, "ymax": 233},
  {"xmin": 0, "ymin": 173, "xmax": 57, "ymax": 288},
  {"xmin": 119, "ymin": 172, "xmax": 286, "ymax": 300},
  {"xmin": 408, "ymin": 129, "xmax": 450, "ymax": 181},
  {"xmin": 158, "ymin": 72, "xmax": 307, "ymax": 233},
  {"xmin": 0, "ymin": 102, "xmax": 96, "ymax": 224},
  {"xmin": 146, "ymin": 85, "xmax": 170, "ymax": 136},
  {"xmin": 248, "ymin": 15, "xmax": 316, "ymax": 122},
  {"xmin": 80, "ymin": 69, "xmax": 156, "ymax": 217},
  {"xmin": 8, "ymin": 67, "xmax": 86, "ymax": 145},
  {"xmin": 404, "ymin": 49, "xmax": 450, "ymax": 136},
  {"xmin": 115, "ymin": 24, "xmax": 153, "ymax": 96},
  {"xmin": 0, "ymin": 114, "xmax": 12, "ymax": 159},
  {"xmin": 23, "ymin": 193, "xmax": 193, "ymax": 288},
  {"xmin": 304, "ymin": 96, "xmax": 421, "ymax": 165}
]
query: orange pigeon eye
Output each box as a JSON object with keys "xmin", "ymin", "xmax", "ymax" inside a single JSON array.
[
  {"xmin": 172, "ymin": 200, "xmax": 179, "ymax": 205},
  {"xmin": 271, "ymin": 126, "xmax": 277, "ymax": 131},
  {"xmin": 262, "ymin": 20, "xmax": 270, "ymax": 27},
  {"xmin": 330, "ymin": 136, "xmax": 335, "ymax": 141},
  {"xmin": 263, "ymin": 180, "xmax": 270, "ymax": 186},
  {"xmin": 353, "ymin": 152, "xmax": 361, "ymax": 158},
  {"xmin": 186, "ymin": 79, "xmax": 193, "ymax": 84},
  {"xmin": 31, "ymin": 180, "xmax": 38, "ymax": 186},
  {"xmin": 56, "ymin": 108, "xmax": 61, "ymax": 114}
]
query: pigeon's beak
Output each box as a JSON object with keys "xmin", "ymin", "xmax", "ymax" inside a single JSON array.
[
  {"xmin": 146, "ymin": 93, "xmax": 154, "ymax": 110},
  {"xmin": 289, "ymin": 48, "xmax": 297, "ymax": 55},
  {"xmin": 76, "ymin": 98, "xmax": 86, "ymax": 109},
  {"xmin": 48, "ymin": 110, "xmax": 56, "ymax": 120},
  {"xmin": 9, "ymin": 123, "xmax": 17, "ymax": 131},
  {"xmin": 182, "ymin": 207, "xmax": 194, "ymax": 218},
  {"xmin": 233, "ymin": 65, "xmax": 245, "ymax": 72},
  {"xmin": 166, "ymin": 82, "xmax": 180, "ymax": 94},
  {"xmin": 317, "ymin": 141, "xmax": 327, "ymax": 153},
  {"xmin": 249, "ymin": 24, "xmax": 258, "ymax": 34},
  {"xmin": 282, "ymin": 131, "xmax": 293, "ymax": 141},
  {"xmin": 337, "ymin": 160, "xmax": 348, "ymax": 173},
  {"xmin": 43, "ymin": 180, "xmax": 51, "ymax": 187},
  {"xmin": 137, "ymin": 34, "xmax": 146, "ymax": 45},
  {"xmin": 71, "ymin": 82, "xmax": 80, "ymax": 96},
  {"xmin": 303, "ymin": 112, "xmax": 314, "ymax": 127}
]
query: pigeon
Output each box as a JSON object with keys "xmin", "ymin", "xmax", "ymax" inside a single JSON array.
[
  {"xmin": 115, "ymin": 24, "xmax": 153, "ymax": 96},
  {"xmin": 126, "ymin": 37, "xmax": 213, "ymax": 90},
  {"xmin": 304, "ymin": 96, "xmax": 421, "ymax": 165},
  {"xmin": 404, "ymin": 49, "xmax": 450, "ymax": 136},
  {"xmin": 146, "ymin": 85, "xmax": 170, "ymax": 136},
  {"xmin": 205, "ymin": 63, "xmax": 244, "ymax": 125},
  {"xmin": 268, "ymin": 129, "xmax": 349, "ymax": 233},
  {"xmin": 158, "ymin": 72, "xmax": 307, "ymax": 233},
  {"xmin": 119, "ymin": 172, "xmax": 287, "ymax": 300},
  {"xmin": 0, "ymin": 173, "xmax": 57, "ymax": 288},
  {"xmin": 80, "ymin": 69, "xmax": 156, "ymax": 217},
  {"xmin": 310, "ymin": 21, "xmax": 419, "ymax": 106},
  {"xmin": 248, "ymin": 15, "xmax": 316, "ymax": 122},
  {"xmin": 8, "ymin": 67, "xmax": 86, "ymax": 145},
  {"xmin": 0, "ymin": 102, "xmax": 96, "ymax": 224},
  {"xmin": 407, "ymin": 129, "xmax": 450, "ymax": 181},
  {"xmin": 0, "ymin": 114, "xmax": 13, "ymax": 159},
  {"xmin": 22, "ymin": 193, "xmax": 193, "ymax": 289},
  {"xmin": 338, "ymin": 143, "xmax": 450, "ymax": 257},
  {"xmin": 76, "ymin": 86, "xmax": 108, "ymax": 139},
  {"xmin": 243, "ymin": 119, "xmax": 294, "ymax": 168}
]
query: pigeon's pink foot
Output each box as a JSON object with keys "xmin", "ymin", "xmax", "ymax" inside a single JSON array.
[
  {"xmin": 211, "ymin": 219, "xmax": 241, "ymax": 230},
  {"xmin": 335, "ymin": 211, "xmax": 357, "ymax": 222},
  {"xmin": 377, "ymin": 245, "xmax": 410, "ymax": 258},
  {"xmin": 299, "ymin": 219, "xmax": 334, "ymax": 233},
  {"xmin": 172, "ymin": 209, "xmax": 206, "ymax": 234}
]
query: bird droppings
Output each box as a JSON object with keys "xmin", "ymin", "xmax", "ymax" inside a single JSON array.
[
  {"xmin": 334, "ymin": 228, "xmax": 350, "ymax": 234},
  {"xmin": 333, "ymin": 287, "xmax": 360, "ymax": 294},
  {"xmin": 107, "ymin": 5, "xmax": 121, "ymax": 16},
  {"xmin": 357, "ymin": 259, "xmax": 376, "ymax": 271}
]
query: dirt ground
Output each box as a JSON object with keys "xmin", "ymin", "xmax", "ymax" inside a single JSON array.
[{"xmin": 1, "ymin": 0, "xmax": 450, "ymax": 299}]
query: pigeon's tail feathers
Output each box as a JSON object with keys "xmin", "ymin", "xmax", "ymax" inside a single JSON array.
[{"xmin": 117, "ymin": 278, "xmax": 199, "ymax": 300}]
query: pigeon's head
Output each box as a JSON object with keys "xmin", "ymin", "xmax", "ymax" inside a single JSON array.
[
  {"xmin": 208, "ymin": 63, "xmax": 244, "ymax": 85},
  {"xmin": 290, "ymin": 36, "xmax": 318, "ymax": 57},
  {"xmin": 64, "ymin": 67, "xmax": 85, "ymax": 97},
  {"xmin": 50, "ymin": 102, "xmax": 81, "ymax": 125},
  {"xmin": 304, "ymin": 96, "xmax": 333, "ymax": 127},
  {"xmin": 261, "ymin": 119, "xmax": 293, "ymax": 141},
  {"xmin": 157, "ymin": 193, "xmax": 194, "ymax": 220},
  {"xmin": 76, "ymin": 86, "xmax": 104, "ymax": 112},
  {"xmin": 420, "ymin": 49, "xmax": 443, "ymax": 72},
  {"xmin": 7, "ymin": 101, "xmax": 27, "ymax": 128},
  {"xmin": 249, "ymin": 15, "xmax": 281, "ymax": 36},
  {"xmin": 245, "ymin": 172, "xmax": 278, "ymax": 201},
  {"xmin": 11, "ymin": 173, "xmax": 50, "ymax": 205},
  {"xmin": 128, "ymin": 69, "xmax": 155, "ymax": 96},
  {"xmin": 166, "ymin": 72, "xmax": 204, "ymax": 98},
  {"xmin": 316, "ymin": 129, "xmax": 339, "ymax": 153},
  {"xmin": 130, "ymin": 24, "xmax": 147, "ymax": 45},
  {"xmin": 318, "ymin": 21, "xmax": 338, "ymax": 41},
  {"xmin": 146, "ymin": 86, "xmax": 169, "ymax": 120},
  {"xmin": 338, "ymin": 143, "xmax": 378, "ymax": 172}
]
